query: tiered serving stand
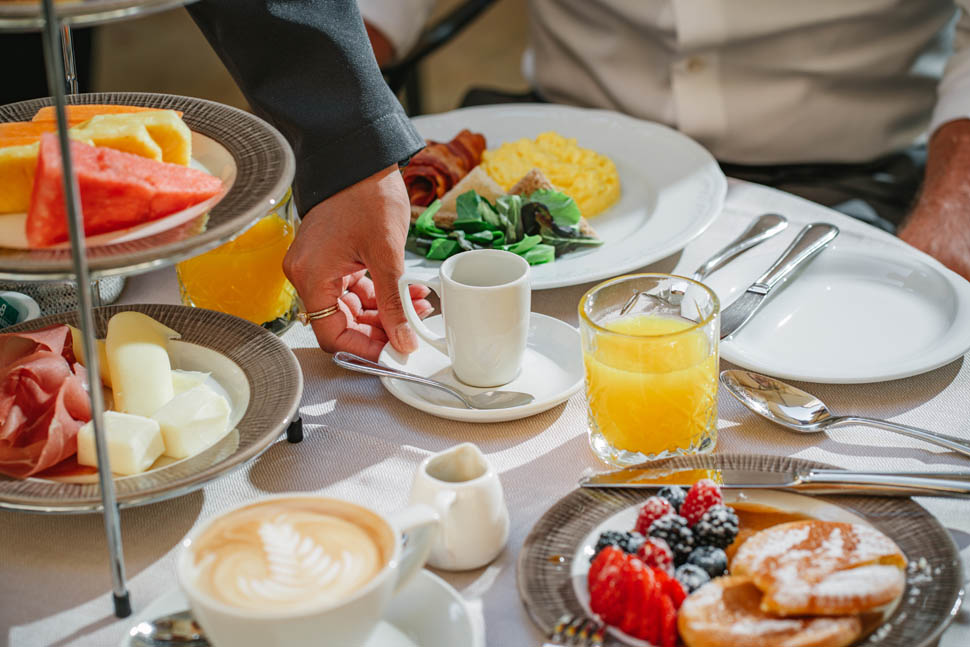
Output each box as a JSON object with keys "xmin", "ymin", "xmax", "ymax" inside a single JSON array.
[{"xmin": 0, "ymin": 0, "xmax": 299, "ymax": 618}]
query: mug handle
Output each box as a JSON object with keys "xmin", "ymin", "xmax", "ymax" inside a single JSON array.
[
  {"xmin": 397, "ymin": 275, "xmax": 448, "ymax": 355},
  {"xmin": 387, "ymin": 504, "xmax": 440, "ymax": 594}
]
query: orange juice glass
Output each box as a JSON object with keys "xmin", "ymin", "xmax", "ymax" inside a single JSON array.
[
  {"xmin": 176, "ymin": 189, "xmax": 299, "ymax": 334},
  {"xmin": 579, "ymin": 274, "xmax": 720, "ymax": 466}
]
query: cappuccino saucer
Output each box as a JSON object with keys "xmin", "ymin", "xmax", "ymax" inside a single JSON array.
[
  {"xmin": 122, "ymin": 570, "xmax": 482, "ymax": 647},
  {"xmin": 378, "ymin": 313, "xmax": 584, "ymax": 423}
]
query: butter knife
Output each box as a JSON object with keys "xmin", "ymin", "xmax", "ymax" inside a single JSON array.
[
  {"xmin": 579, "ymin": 466, "xmax": 970, "ymax": 498},
  {"xmin": 720, "ymin": 222, "xmax": 839, "ymax": 340}
]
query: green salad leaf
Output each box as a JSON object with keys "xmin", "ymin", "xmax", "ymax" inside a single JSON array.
[
  {"xmin": 414, "ymin": 200, "xmax": 448, "ymax": 238},
  {"xmin": 526, "ymin": 189, "xmax": 582, "ymax": 228}
]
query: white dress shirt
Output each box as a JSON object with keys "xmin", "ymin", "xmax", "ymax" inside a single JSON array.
[{"xmin": 360, "ymin": 0, "xmax": 970, "ymax": 164}]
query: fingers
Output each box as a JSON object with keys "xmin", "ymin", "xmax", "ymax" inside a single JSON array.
[
  {"xmin": 348, "ymin": 275, "xmax": 429, "ymax": 311},
  {"xmin": 367, "ymin": 264, "xmax": 419, "ymax": 354}
]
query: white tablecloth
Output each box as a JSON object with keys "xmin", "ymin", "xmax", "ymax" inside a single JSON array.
[{"xmin": 2, "ymin": 180, "xmax": 968, "ymax": 647}]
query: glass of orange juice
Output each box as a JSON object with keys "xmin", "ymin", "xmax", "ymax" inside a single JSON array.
[
  {"xmin": 176, "ymin": 189, "xmax": 299, "ymax": 334},
  {"xmin": 579, "ymin": 274, "xmax": 720, "ymax": 466}
]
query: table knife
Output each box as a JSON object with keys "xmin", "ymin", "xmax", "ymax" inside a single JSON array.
[
  {"xmin": 719, "ymin": 222, "xmax": 839, "ymax": 339},
  {"xmin": 579, "ymin": 466, "xmax": 970, "ymax": 498}
]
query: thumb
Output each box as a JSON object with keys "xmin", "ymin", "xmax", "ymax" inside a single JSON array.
[{"xmin": 369, "ymin": 264, "xmax": 419, "ymax": 354}]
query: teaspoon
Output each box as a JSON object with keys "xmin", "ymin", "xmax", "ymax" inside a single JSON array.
[
  {"xmin": 720, "ymin": 369, "xmax": 970, "ymax": 458},
  {"xmin": 333, "ymin": 352, "xmax": 535, "ymax": 409},
  {"xmin": 128, "ymin": 610, "xmax": 208, "ymax": 646}
]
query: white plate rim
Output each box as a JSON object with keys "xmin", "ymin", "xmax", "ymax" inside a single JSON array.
[
  {"xmin": 407, "ymin": 104, "xmax": 727, "ymax": 290},
  {"xmin": 378, "ymin": 312, "xmax": 583, "ymax": 423}
]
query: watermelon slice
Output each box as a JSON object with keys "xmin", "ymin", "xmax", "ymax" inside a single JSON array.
[{"xmin": 26, "ymin": 133, "xmax": 223, "ymax": 248}]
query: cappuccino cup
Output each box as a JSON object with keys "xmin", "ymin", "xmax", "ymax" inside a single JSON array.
[
  {"xmin": 176, "ymin": 495, "xmax": 438, "ymax": 647},
  {"xmin": 399, "ymin": 249, "xmax": 531, "ymax": 387}
]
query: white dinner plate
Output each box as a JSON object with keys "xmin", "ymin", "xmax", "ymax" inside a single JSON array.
[
  {"xmin": 714, "ymin": 237, "xmax": 970, "ymax": 383},
  {"xmin": 120, "ymin": 570, "xmax": 482, "ymax": 647},
  {"xmin": 378, "ymin": 313, "xmax": 584, "ymax": 423},
  {"xmin": 408, "ymin": 105, "xmax": 726, "ymax": 290}
]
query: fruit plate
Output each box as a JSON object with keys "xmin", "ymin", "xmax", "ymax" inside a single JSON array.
[
  {"xmin": 0, "ymin": 0, "xmax": 193, "ymax": 31},
  {"xmin": 0, "ymin": 92, "xmax": 294, "ymax": 281},
  {"xmin": 517, "ymin": 454, "xmax": 964, "ymax": 647},
  {"xmin": 0, "ymin": 303, "xmax": 303, "ymax": 513}
]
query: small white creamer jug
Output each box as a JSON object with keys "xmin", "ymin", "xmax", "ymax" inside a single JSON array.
[{"xmin": 409, "ymin": 443, "xmax": 510, "ymax": 571}]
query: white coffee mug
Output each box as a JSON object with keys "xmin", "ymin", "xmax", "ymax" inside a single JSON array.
[
  {"xmin": 409, "ymin": 443, "xmax": 510, "ymax": 571},
  {"xmin": 176, "ymin": 494, "xmax": 439, "ymax": 647},
  {"xmin": 399, "ymin": 249, "xmax": 531, "ymax": 387}
]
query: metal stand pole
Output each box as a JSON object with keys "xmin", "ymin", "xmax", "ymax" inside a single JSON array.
[
  {"xmin": 61, "ymin": 23, "xmax": 79, "ymax": 95},
  {"xmin": 40, "ymin": 0, "xmax": 131, "ymax": 619}
]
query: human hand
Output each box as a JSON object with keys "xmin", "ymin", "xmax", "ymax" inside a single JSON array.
[
  {"xmin": 898, "ymin": 119, "xmax": 970, "ymax": 280},
  {"xmin": 283, "ymin": 164, "xmax": 433, "ymax": 360}
]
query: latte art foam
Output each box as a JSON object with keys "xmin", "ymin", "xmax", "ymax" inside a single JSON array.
[{"xmin": 188, "ymin": 500, "xmax": 389, "ymax": 611}]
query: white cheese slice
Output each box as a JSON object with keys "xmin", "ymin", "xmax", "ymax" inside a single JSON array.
[
  {"xmin": 77, "ymin": 411, "xmax": 165, "ymax": 476},
  {"xmin": 152, "ymin": 383, "xmax": 231, "ymax": 459},
  {"xmin": 171, "ymin": 369, "xmax": 210, "ymax": 395},
  {"xmin": 105, "ymin": 312, "xmax": 180, "ymax": 416}
]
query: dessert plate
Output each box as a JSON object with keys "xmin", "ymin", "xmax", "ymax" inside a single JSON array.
[
  {"xmin": 713, "ymin": 237, "xmax": 970, "ymax": 383},
  {"xmin": 408, "ymin": 104, "xmax": 726, "ymax": 290},
  {"xmin": 378, "ymin": 313, "xmax": 583, "ymax": 423},
  {"xmin": 518, "ymin": 454, "xmax": 964, "ymax": 647},
  {"xmin": 0, "ymin": 92, "xmax": 294, "ymax": 281},
  {"xmin": 0, "ymin": 303, "xmax": 302, "ymax": 513},
  {"xmin": 120, "ymin": 570, "xmax": 482, "ymax": 647}
]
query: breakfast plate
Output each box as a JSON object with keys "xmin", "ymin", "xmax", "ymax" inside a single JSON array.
[
  {"xmin": 378, "ymin": 313, "xmax": 584, "ymax": 423},
  {"xmin": 710, "ymin": 235, "xmax": 970, "ymax": 383},
  {"xmin": 0, "ymin": 303, "xmax": 303, "ymax": 513},
  {"xmin": 408, "ymin": 104, "xmax": 726, "ymax": 290},
  {"xmin": 120, "ymin": 570, "xmax": 483, "ymax": 647},
  {"xmin": 0, "ymin": 92, "xmax": 294, "ymax": 281},
  {"xmin": 517, "ymin": 454, "xmax": 964, "ymax": 647}
]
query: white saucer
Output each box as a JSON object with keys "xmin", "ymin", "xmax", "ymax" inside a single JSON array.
[
  {"xmin": 379, "ymin": 313, "xmax": 584, "ymax": 422},
  {"xmin": 715, "ymin": 238, "xmax": 970, "ymax": 383},
  {"xmin": 120, "ymin": 570, "xmax": 481, "ymax": 647}
]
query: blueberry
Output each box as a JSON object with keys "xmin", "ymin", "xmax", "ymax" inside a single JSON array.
[
  {"xmin": 686, "ymin": 545, "xmax": 728, "ymax": 578},
  {"xmin": 591, "ymin": 530, "xmax": 646, "ymax": 562},
  {"xmin": 675, "ymin": 563, "xmax": 712, "ymax": 593}
]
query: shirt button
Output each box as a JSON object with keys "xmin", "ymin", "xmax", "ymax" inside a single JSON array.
[{"xmin": 686, "ymin": 56, "xmax": 706, "ymax": 73}]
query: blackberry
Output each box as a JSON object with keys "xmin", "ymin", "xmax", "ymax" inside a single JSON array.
[
  {"xmin": 591, "ymin": 530, "xmax": 646, "ymax": 562},
  {"xmin": 656, "ymin": 485, "xmax": 687, "ymax": 513},
  {"xmin": 675, "ymin": 563, "xmax": 711, "ymax": 593},
  {"xmin": 693, "ymin": 505, "xmax": 740, "ymax": 549},
  {"xmin": 647, "ymin": 514, "xmax": 694, "ymax": 565},
  {"xmin": 686, "ymin": 546, "xmax": 728, "ymax": 578}
]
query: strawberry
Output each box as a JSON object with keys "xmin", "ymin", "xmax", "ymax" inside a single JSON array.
[
  {"xmin": 636, "ymin": 536, "xmax": 674, "ymax": 573},
  {"xmin": 659, "ymin": 570, "xmax": 688, "ymax": 609},
  {"xmin": 634, "ymin": 496, "xmax": 675, "ymax": 535},
  {"xmin": 640, "ymin": 566, "xmax": 662, "ymax": 645},
  {"xmin": 680, "ymin": 479, "xmax": 724, "ymax": 526},
  {"xmin": 659, "ymin": 589, "xmax": 678, "ymax": 647},
  {"xmin": 619, "ymin": 558, "xmax": 645, "ymax": 636}
]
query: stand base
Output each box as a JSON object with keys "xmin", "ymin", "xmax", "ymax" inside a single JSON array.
[
  {"xmin": 286, "ymin": 417, "xmax": 303, "ymax": 443},
  {"xmin": 114, "ymin": 592, "xmax": 132, "ymax": 618}
]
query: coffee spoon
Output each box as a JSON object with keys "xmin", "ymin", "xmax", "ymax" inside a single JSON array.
[
  {"xmin": 128, "ymin": 610, "xmax": 208, "ymax": 646},
  {"xmin": 721, "ymin": 369, "xmax": 970, "ymax": 458},
  {"xmin": 333, "ymin": 352, "xmax": 535, "ymax": 409}
]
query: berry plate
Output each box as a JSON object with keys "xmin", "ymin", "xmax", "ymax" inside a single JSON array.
[{"xmin": 517, "ymin": 454, "xmax": 963, "ymax": 647}]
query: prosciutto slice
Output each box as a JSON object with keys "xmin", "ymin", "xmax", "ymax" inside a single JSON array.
[
  {"xmin": 403, "ymin": 129, "xmax": 486, "ymax": 207},
  {"xmin": 0, "ymin": 325, "xmax": 91, "ymax": 478}
]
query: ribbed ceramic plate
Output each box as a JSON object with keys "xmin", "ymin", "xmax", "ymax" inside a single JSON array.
[
  {"xmin": 0, "ymin": 304, "xmax": 303, "ymax": 513},
  {"xmin": 517, "ymin": 454, "xmax": 964, "ymax": 647},
  {"xmin": 0, "ymin": 92, "xmax": 294, "ymax": 280},
  {"xmin": 0, "ymin": 0, "xmax": 193, "ymax": 31}
]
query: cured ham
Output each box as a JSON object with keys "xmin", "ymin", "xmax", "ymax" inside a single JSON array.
[
  {"xmin": 403, "ymin": 129, "xmax": 486, "ymax": 207},
  {"xmin": 0, "ymin": 325, "xmax": 91, "ymax": 478}
]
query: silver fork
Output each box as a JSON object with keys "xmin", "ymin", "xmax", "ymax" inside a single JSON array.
[{"xmin": 542, "ymin": 614, "xmax": 605, "ymax": 646}]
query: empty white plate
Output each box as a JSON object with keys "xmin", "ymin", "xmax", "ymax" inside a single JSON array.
[
  {"xmin": 379, "ymin": 313, "xmax": 584, "ymax": 422},
  {"xmin": 717, "ymin": 239, "xmax": 970, "ymax": 383}
]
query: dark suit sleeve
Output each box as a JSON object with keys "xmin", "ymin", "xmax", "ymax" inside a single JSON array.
[{"xmin": 185, "ymin": 0, "xmax": 425, "ymax": 214}]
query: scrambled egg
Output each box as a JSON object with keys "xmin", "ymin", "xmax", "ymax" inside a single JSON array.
[{"xmin": 481, "ymin": 131, "xmax": 620, "ymax": 218}]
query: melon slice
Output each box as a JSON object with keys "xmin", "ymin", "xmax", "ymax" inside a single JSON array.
[
  {"xmin": 31, "ymin": 104, "xmax": 183, "ymax": 127},
  {"xmin": 72, "ymin": 110, "xmax": 191, "ymax": 165},
  {"xmin": 26, "ymin": 133, "xmax": 223, "ymax": 248},
  {"xmin": 0, "ymin": 121, "xmax": 55, "ymax": 148}
]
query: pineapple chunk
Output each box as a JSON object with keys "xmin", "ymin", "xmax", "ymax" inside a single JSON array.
[
  {"xmin": 70, "ymin": 110, "xmax": 191, "ymax": 165},
  {"xmin": 69, "ymin": 115, "xmax": 162, "ymax": 162},
  {"xmin": 77, "ymin": 411, "xmax": 164, "ymax": 476},
  {"xmin": 106, "ymin": 312, "xmax": 180, "ymax": 417},
  {"xmin": 152, "ymin": 383, "xmax": 231, "ymax": 459}
]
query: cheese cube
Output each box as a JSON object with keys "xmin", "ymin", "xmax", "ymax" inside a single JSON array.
[
  {"xmin": 172, "ymin": 369, "xmax": 210, "ymax": 395},
  {"xmin": 106, "ymin": 311, "xmax": 180, "ymax": 416},
  {"xmin": 77, "ymin": 411, "xmax": 164, "ymax": 476},
  {"xmin": 152, "ymin": 383, "xmax": 231, "ymax": 459}
]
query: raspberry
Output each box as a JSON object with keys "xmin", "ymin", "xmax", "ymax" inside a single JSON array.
[
  {"xmin": 591, "ymin": 530, "xmax": 646, "ymax": 561},
  {"xmin": 634, "ymin": 496, "xmax": 674, "ymax": 535},
  {"xmin": 675, "ymin": 563, "xmax": 711, "ymax": 593},
  {"xmin": 687, "ymin": 545, "xmax": 728, "ymax": 578},
  {"xmin": 694, "ymin": 504, "xmax": 740, "ymax": 549},
  {"xmin": 648, "ymin": 514, "xmax": 695, "ymax": 565},
  {"xmin": 636, "ymin": 537, "xmax": 674, "ymax": 573},
  {"xmin": 680, "ymin": 479, "xmax": 724, "ymax": 526},
  {"xmin": 656, "ymin": 485, "xmax": 687, "ymax": 513}
]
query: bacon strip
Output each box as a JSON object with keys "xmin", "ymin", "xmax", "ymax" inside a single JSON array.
[
  {"xmin": 403, "ymin": 129, "xmax": 486, "ymax": 207},
  {"xmin": 0, "ymin": 325, "xmax": 91, "ymax": 478}
]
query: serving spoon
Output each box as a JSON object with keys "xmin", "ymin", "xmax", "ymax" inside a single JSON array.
[
  {"xmin": 720, "ymin": 369, "xmax": 970, "ymax": 458},
  {"xmin": 333, "ymin": 352, "xmax": 535, "ymax": 409}
]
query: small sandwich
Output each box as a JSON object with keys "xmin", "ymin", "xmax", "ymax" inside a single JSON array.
[{"xmin": 410, "ymin": 166, "xmax": 505, "ymax": 228}]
